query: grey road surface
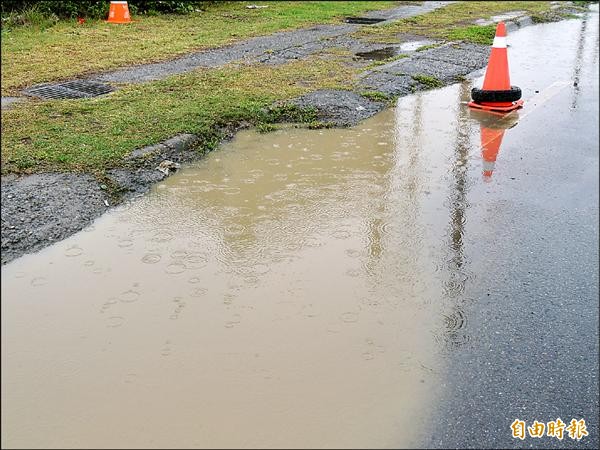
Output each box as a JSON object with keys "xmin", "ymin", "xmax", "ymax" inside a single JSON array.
[{"xmin": 424, "ymin": 7, "xmax": 599, "ymax": 449}]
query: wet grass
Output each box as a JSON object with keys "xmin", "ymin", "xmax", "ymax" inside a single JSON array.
[
  {"xmin": 412, "ymin": 74, "xmax": 443, "ymax": 89},
  {"xmin": 306, "ymin": 121, "xmax": 335, "ymax": 130},
  {"xmin": 355, "ymin": 1, "xmax": 560, "ymax": 44},
  {"xmin": 415, "ymin": 43, "xmax": 440, "ymax": 52},
  {"xmin": 446, "ymin": 24, "xmax": 497, "ymax": 45},
  {"xmin": 360, "ymin": 90, "xmax": 390, "ymax": 102},
  {"xmin": 530, "ymin": 9, "xmax": 580, "ymax": 23},
  {"xmin": 1, "ymin": 58, "xmax": 354, "ymax": 174},
  {"xmin": 1, "ymin": 1, "xmax": 395, "ymax": 95},
  {"xmin": 256, "ymin": 122, "xmax": 279, "ymax": 133}
]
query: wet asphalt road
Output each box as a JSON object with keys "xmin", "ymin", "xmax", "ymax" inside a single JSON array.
[{"xmin": 425, "ymin": 8, "xmax": 599, "ymax": 449}]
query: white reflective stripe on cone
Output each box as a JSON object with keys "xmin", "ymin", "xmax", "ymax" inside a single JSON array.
[
  {"xmin": 482, "ymin": 160, "xmax": 496, "ymax": 171},
  {"xmin": 492, "ymin": 36, "xmax": 507, "ymax": 48},
  {"xmin": 111, "ymin": 1, "xmax": 128, "ymax": 4}
]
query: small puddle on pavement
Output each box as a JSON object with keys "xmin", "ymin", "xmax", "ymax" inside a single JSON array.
[
  {"xmin": 2, "ymin": 9, "xmax": 599, "ymax": 448},
  {"xmin": 354, "ymin": 40, "xmax": 435, "ymax": 60},
  {"xmin": 398, "ymin": 39, "xmax": 436, "ymax": 52}
]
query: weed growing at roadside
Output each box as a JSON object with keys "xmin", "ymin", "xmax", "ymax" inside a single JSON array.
[
  {"xmin": 306, "ymin": 121, "xmax": 335, "ymax": 130},
  {"xmin": 360, "ymin": 91, "xmax": 389, "ymax": 102},
  {"xmin": 447, "ymin": 25, "xmax": 496, "ymax": 44},
  {"xmin": 1, "ymin": 5, "xmax": 58, "ymax": 29},
  {"xmin": 415, "ymin": 43, "xmax": 440, "ymax": 52},
  {"xmin": 412, "ymin": 74, "xmax": 443, "ymax": 89},
  {"xmin": 256, "ymin": 123, "xmax": 278, "ymax": 133}
]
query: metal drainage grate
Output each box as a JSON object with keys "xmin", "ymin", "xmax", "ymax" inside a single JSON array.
[
  {"xmin": 345, "ymin": 17, "xmax": 386, "ymax": 25},
  {"xmin": 23, "ymin": 80, "xmax": 114, "ymax": 100}
]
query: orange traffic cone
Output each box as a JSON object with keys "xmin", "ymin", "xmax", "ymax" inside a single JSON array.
[
  {"xmin": 107, "ymin": 1, "xmax": 131, "ymax": 24},
  {"xmin": 469, "ymin": 22, "xmax": 523, "ymax": 113},
  {"xmin": 480, "ymin": 126, "xmax": 506, "ymax": 180}
]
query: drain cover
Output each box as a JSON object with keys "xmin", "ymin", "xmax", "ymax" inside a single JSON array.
[
  {"xmin": 345, "ymin": 17, "xmax": 386, "ymax": 25},
  {"xmin": 23, "ymin": 80, "xmax": 114, "ymax": 100}
]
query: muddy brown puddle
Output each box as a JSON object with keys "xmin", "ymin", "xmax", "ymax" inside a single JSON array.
[{"xmin": 1, "ymin": 96, "xmax": 471, "ymax": 448}]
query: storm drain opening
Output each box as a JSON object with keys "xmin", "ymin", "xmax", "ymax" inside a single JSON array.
[
  {"xmin": 345, "ymin": 17, "xmax": 386, "ymax": 25},
  {"xmin": 23, "ymin": 80, "xmax": 114, "ymax": 100}
]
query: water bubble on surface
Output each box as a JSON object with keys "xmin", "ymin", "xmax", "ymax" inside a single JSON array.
[
  {"xmin": 191, "ymin": 287, "xmax": 208, "ymax": 297},
  {"xmin": 118, "ymin": 290, "xmax": 140, "ymax": 303},
  {"xmin": 346, "ymin": 269, "xmax": 361, "ymax": 278},
  {"xmin": 252, "ymin": 264, "xmax": 270, "ymax": 275},
  {"xmin": 345, "ymin": 249, "xmax": 362, "ymax": 258},
  {"xmin": 224, "ymin": 313, "xmax": 242, "ymax": 328},
  {"xmin": 141, "ymin": 253, "xmax": 161, "ymax": 264},
  {"xmin": 244, "ymin": 276, "xmax": 259, "ymax": 285},
  {"xmin": 65, "ymin": 245, "xmax": 83, "ymax": 257},
  {"xmin": 165, "ymin": 263, "xmax": 186, "ymax": 275},
  {"xmin": 107, "ymin": 316, "xmax": 125, "ymax": 328},
  {"xmin": 185, "ymin": 253, "xmax": 208, "ymax": 268},
  {"xmin": 171, "ymin": 250, "xmax": 188, "ymax": 259},
  {"xmin": 301, "ymin": 304, "xmax": 318, "ymax": 318},
  {"xmin": 151, "ymin": 230, "xmax": 174, "ymax": 242},
  {"xmin": 332, "ymin": 229, "xmax": 352, "ymax": 240},
  {"xmin": 326, "ymin": 323, "xmax": 342, "ymax": 334},
  {"xmin": 117, "ymin": 239, "xmax": 134, "ymax": 248},
  {"xmin": 224, "ymin": 224, "xmax": 246, "ymax": 236},
  {"xmin": 341, "ymin": 312, "xmax": 359, "ymax": 323},
  {"xmin": 31, "ymin": 277, "xmax": 47, "ymax": 287},
  {"xmin": 223, "ymin": 187, "xmax": 241, "ymax": 195}
]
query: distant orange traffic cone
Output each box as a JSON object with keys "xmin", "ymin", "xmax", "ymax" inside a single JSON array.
[
  {"xmin": 480, "ymin": 126, "xmax": 506, "ymax": 180},
  {"xmin": 107, "ymin": 1, "xmax": 131, "ymax": 24},
  {"xmin": 469, "ymin": 22, "xmax": 523, "ymax": 113}
]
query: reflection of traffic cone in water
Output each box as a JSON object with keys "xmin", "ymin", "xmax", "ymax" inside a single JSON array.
[
  {"xmin": 107, "ymin": 1, "xmax": 131, "ymax": 24},
  {"xmin": 480, "ymin": 126, "xmax": 506, "ymax": 180},
  {"xmin": 469, "ymin": 22, "xmax": 524, "ymax": 113}
]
